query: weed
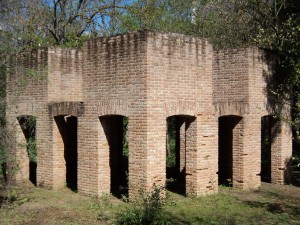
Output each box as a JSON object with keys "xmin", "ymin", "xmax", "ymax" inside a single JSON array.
[{"xmin": 114, "ymin": 185, "xmax": 167, "ymax": 225}]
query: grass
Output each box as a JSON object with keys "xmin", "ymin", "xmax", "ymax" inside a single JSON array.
[
  {"xmin": 0, "ymin": 179, "xmax": 299, "ymax": 225},
  {"xmin": 163, "ymin": 185, "xmax": 300, "ymax": 225}
]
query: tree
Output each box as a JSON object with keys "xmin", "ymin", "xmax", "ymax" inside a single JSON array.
[
  {"xmin": 119, "ymin": 0, "xmax": 194, "ymax": 33},
  {"xmin": 0, "ymin": 0, "xmax": 133, "ymax": 51}
]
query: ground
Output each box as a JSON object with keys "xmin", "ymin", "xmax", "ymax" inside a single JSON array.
[{"xmin": 0, "ymin": 176, "xmax": 299, "ymax": 225}]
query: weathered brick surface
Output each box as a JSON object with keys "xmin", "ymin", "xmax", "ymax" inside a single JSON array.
[{"xmin": 6, "ymin": 31, "xmax": 292, "ymax": 199}]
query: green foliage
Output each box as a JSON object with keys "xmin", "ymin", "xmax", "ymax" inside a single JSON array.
[
  {"xmin": 114, "ymin": 185, "xmax": 167, "ymax": 225},
  {"xmin": 26, "ymin": 137, "xmax": 36, "ymax": 163},
  {"xmin": 18, "ymin": 116, "xmax": 37, "ymax": 163},
  {"xmin": 123, "ymin": 117, "xmax": 129, "ymax": 157},
  {"xmin": 119, "ymin": 0, "xmax": 194, "ymax": 33},
  {"xmin": 166, "ymin": 139, "xmax": 175, "ymax": 168},
  {"xmin": 166, "ymin": 117, "xmax": 176, "ymax": 168},
  {"xmin": 291, "ymin": 155, "xmax": 300, "ymax": 171}
]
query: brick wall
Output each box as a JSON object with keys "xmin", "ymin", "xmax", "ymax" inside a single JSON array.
[{"xmin": 48, "ymin": 48, "xmax": 82, "ymax": 102}]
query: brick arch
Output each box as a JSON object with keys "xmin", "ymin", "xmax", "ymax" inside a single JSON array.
[
  {"xmin": 96, "ymin": 99, "xmax": 130, "ymax": 117},
  {"xmin": 165, "ymin": 100, "xmax": 200, "ymax": 117},
  {"xmin": 49, "ymin": 102, "xmax": 84, "ymax": 117},
  {"xmin": 14, "ymin": 103, "xmax": 40, "ymax": 117},
  {"xmin": 214, "ymin": 101, "xmax": 249, "ymax": 117}
]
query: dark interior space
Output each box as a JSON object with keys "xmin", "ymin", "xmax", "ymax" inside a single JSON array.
[
  {"xmin": 166, "ymin": 115, "xmax": 195, "ymax": 195},
  {"xmin": 100, "ymin": 115, "xmax": 128, "ymax": 198},
  {"xmin": 1, "ymin": 162, "xmax": 7, "ymax": 182},
  {"xmin": 218, "ymin": 115, "xmax": 242, "ymax": 186},
  {"xmin": 261, "ymin": 116, "xmax": 277, "ymax": 183},
  {"xmin": 55, "ymin": 115, "xmax": 78, "ymax": 191},
  {"xmin": 17, "ymin": 115, "xmax": 37, "ymax": 185}
]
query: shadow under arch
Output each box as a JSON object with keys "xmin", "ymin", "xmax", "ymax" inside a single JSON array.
[
  {"xmin": 218, "ymin": 115, "xmax": 243, "ymax": 187},
  {"xmin": 99, "ymin": 114, "xmax": 129, "ymax": 198},
  {"xmin": 54, "ymin": 115, "xmax": 78, "ymax": 191},
  {"xmin": 17, "ymin": 115, "xmax": 37, "ymax": 185},
  {"xmin": 166, "ymin": 114, "xmax": 196, "ymax": 196},
  {"xmin": 261, "ymin": 115, "xmax": 280, "ymax": 183}
]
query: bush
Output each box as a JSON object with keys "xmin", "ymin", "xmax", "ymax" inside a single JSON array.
[{"xmin": 114, "ymin": 185, "xmax": 167, "ymax": 225}]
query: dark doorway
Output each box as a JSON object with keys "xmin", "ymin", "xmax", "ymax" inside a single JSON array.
[
  {"xmin": 99, "ymin": 115, "xmax": 128, "ymax": 198},
  {"xmin": 166, "ymin": 115, "xmax": 195, "ymax": 195},
  {"xmin": 218, "ymin": 115, "xmax": 242, "ymax": 186},
  {"xmin": 54, "ymin": 115, "xmax": 78, "ymax": 191},
  {"xmin": 261, "ymin": 116, "xmax": 278, "ymax": 183},
  {"xmin": 17, "ymin": 115, "xmax": 37, "ymax": 185}
]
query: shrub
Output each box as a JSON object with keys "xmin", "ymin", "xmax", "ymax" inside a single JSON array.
[{"xmin": 114, "ymin": 185, "xmax": 167, "ymax": 225}]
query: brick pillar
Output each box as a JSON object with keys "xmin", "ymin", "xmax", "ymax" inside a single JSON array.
[
  {"xmin": 77, "ymin": 114, "xmax": 104, "ymax": 196},
  {"xmin": 177, "ymin": 118, "xmax": 186, "ymax": 174},
  {"xmin": 185, "ymin": 116, "xmax": 197, "ymax": 196},
  {"xmin": 52, "ymin": 116, "xmax": 67, "ymax": 189},
  {"xmin": 128, "ymin": 114, "xmax": 152, "ymax": 198},
  {"xmin": 271, "ymin": 121, "xmax": 292, "ymax": 184},
  {"xmin": 36, "ymin": 109, "xmax": 54, "ymax": 188},
  {"xmin": 242, "ymin": 115, "xmax": 261, "ymax": 189},
  {"xmin": 230, "ymin": 116, "xmax": 244, "ymax": 189},
  {"xmin": 194, "ymin": 113, "xmax": 218, "ymax": 196},
  {"xmin": 96, "ymin": 116, "xmax": 112, "ymax": 195}
]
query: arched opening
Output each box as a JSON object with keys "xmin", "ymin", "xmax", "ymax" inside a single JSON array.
[
  {"xmin": 54, "ymin": 115, "xmax": 78, "ymax": 191},
  {"xmin": 99, "ymin": 115, "xmax": 128, "ymax": 198},
  {"xmin": 17, "ymin": 115, "xmax": 37, "ymax": 185},
  {"xmin": 166, "ymin": 115, "xmax": 196, "ymax": 195},
  {"xmin": 261, "ymin": 115, "xmax": 278, "ymax": 183},
  {"xmin": 218, "ymin": 115, "xmax": 242, "ymax": 187}
]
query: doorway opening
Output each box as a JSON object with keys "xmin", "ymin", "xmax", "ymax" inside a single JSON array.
[
  {"xmin": 99, "ymin": 115, "xmax": 128, "ymax": 198},
  {"xmin": 17, "ymin": 115, "xmax": 37, "ymax": 185},
  {"xmin": 54, "ymin": 115, "xmax": 78, "ymax": 191},
  {"xmin": 218, "ymin": 115, "xmax": 242, "ymax": 186},
  {"xmin": 261, "ymin": 116, "xmax": 278, "ymax": 182},
  {"xmin": 166, "ymin": 115, "xmax": 196, "ymax": 195}
]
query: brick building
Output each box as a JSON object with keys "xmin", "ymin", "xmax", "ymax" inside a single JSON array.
[{"xmin": 6, "ymin": 31, "xmax": 292, "ymax": 199}]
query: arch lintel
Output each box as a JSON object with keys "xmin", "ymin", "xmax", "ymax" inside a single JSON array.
[
  {"xmin": 214, "ymin": 101, "xmax": 248, "ymax": 117},
  {"xmin": 165, "ymin": 100, "xmax": 200, "ymax": 118},
  {"xmin": 49, "ymin": 101, "xmax": 84, "ymax": 117}
]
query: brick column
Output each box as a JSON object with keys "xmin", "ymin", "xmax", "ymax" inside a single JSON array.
[
  {"xmin": 128, "ymin": 114, "xmax": 152, "ymax": 198},
  {"xmin": 193, "ymin": 113, "xmax": 218, "ymax": 196},
  {"xmin": 52, "ymin": 116, "xmax": 67, "ymax": 189},
  {"xmin": 36, "ymin": 108, "xmax": 54, "ymax": 188},
  {"xmin": 271, "ymin": 121, "xmax": 292, "ymax": 184},
  {"xmin": 185, "ymin": 116, "xmax": 197, "ymax": 196},
  {"xmin": 78, "ymin": 114, "xmax": 105, "ymax": 196},
  {"xmin": 177, "ymin": 118, "xmax": 186, "ymax": 174},
  {"xmin": 242, "ymin": 115, "xmax": 261, "ymax": 189}
]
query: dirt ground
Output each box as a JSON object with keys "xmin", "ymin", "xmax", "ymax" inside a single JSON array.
[{"xmin": 0, "ymin": 178, "xmax": 115, "ymax": 225}]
